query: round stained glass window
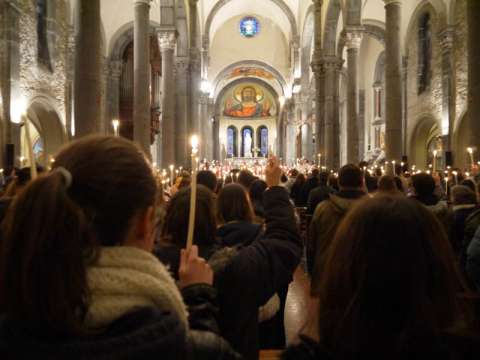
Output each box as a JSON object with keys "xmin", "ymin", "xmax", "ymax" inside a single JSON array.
[{"xmin": 240, "ymin": 16, "xmax": 260, "ymax": 38}]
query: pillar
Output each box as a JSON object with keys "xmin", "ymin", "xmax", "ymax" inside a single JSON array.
[
  {"xmin": 133, "ymin": 0, "xmax": 151, "ymax": 155},
  {"xmin": 159, "ymin": 32, "xmax": 176, "ymax": 167},
  {"xmin": 311, "ymin": 0, "xmax": 324, "ymax": 159},
  {"xmin": 74, "ymin": 0, "xmax": 102, "ymax": 137},
  {"xmin": 175, "ymin": 57, "xmax": 190, "ymax": 166},
  {"xmin": 188, "ymin": 0, "xmax": 201, "ymax": 135},
  {"xmin": 439, "ymin": 27, "xmax": 455, "ymax": 164},
  {"xmin": 467, "ymin": 0, "xmax": 480, "ymax": 152},
  {"xmin": 108, "ymin": 60, "xmax": 123, "ymax": 134},
  {"xmin": 384, "ymin": 0, "xmax": 403, "ymax": 164},
  {"xmin": 345, "ymin": 29, "xmax": 362, "ymax": 164},
  {"xmin": 198, "ymin": 94, "xmax": 211, "ymax": 160},
  {"xmin": 322, "ymin": 56, "xmax": 343, "ymax": 169}
]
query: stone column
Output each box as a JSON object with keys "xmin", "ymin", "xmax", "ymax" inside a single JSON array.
[
  {"xmin": 345, "ymin": 29, "xmax": 362, "ymax": 164},
  {"xmin": 107, "ymin": 60, "xmax": 123, "ymax": 135},
  {"xmin": 384, "ymin": 0, "xmax": 403, "ymax": 164},
  {"xmin": 311, "ymin": 0, "xmax": 324, "ymax": 159},
  {"xmin": 439, "ymin": 27, "xmax": 455, "ymax": 163},
  {"xmin": 322, "ymin": 56, "xmax": 343, "ymax": 169},
  {"xmin": 133, "ymin": 0, "xmax": 151, "ymax": 155},
  {"xmin": 188, "ymin": 0, "xmax": 201, "ymax": 135},
  {"xmin": 175, "ymin": 57, "xmax": 190, "ymax": 166},
  {"xmin": 74, "ymin": 0, "xmax": 102, "ymax": 137},
  {"xmin": 159, "ymin": 32, "xmax": 176, "ymax": 167},
  {"xmin": 467, "ymin": 0, "xmax": 480, "ymax": 151},
  {"xmin": 198, "ymin": 94, "xmax": 210, "ymax": 160}
]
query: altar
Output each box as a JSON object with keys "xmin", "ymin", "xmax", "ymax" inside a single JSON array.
[{"xmin": 224, "ymin": 157, "xmax": 268, "ymax": 168}]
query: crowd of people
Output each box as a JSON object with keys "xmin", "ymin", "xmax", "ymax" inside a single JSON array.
[{"xmin": 0, "ymin": 135, "xmax": 479, "ymax": 359}]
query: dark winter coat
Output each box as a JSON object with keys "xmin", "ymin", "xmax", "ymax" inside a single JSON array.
[
  {"xmin": 156, "ymin": 186, "xmax": 302, "ymax": 359},
  {"xmin": 0, "ymin": 285, "xmax": 240, "ymax": 360},
  {"xmin": 217, "ymin": 222, "xmax": 262, "ymax": 247},
  {"xmin": 450, "ymin": 205, "xmax": 478, "ymax": 257},
  {"xmin": 307, "ymin": 185, "xmax": 335, "ymax": 215},
  {"xmin": 308, "ymin": 190, "xmax": 365, "ymax": 295},
  {"xmin": 467, "ymin": 225, "xmax": 480, "ymax": 291},
  {"xmin": 282, "ymin": 333, "xmax": 480, "ymax": 360}
]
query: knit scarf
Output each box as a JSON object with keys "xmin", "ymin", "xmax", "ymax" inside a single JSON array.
[{"xmin": 84, "ymin": 246, "xmax": 188, "ymax": 330}]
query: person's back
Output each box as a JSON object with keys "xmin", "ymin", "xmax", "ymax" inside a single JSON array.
[
  {"xmin": 307, "ymin": 172, "xmax": 334, "ymax": 215},
  {"xmin": 450, "ymin": 185, "xmax": 479, "ymax": 258},
  {"xmin": 285, "ymin": 195, "xmax": 478, "ymax": 360},
  {"xmin": 157, "ymin": 157, "xmax": 302, "ymax": 359},
  {"xmin": 308, "ymin": 164, "xmax": 365, "ymax": 295},
  {"xmin": 0, "ymin": 136, "xmax": 239, "ymax": 360}
]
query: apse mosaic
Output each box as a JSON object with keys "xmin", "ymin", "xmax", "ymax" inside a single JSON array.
[
  {"xmin": 239, "ymin": 16, "xmax": 260, "ymax": 38},
  {"xmin": 222, "ymin": 83, "xmax": 277, "ymax": 119}
]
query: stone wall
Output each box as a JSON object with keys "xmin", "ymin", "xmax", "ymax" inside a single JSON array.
[
  {"xmin": 454, "ymin": 0, "xmax": 468, "ymax": 128},
  {"xmin": 17, "ymin": 0, "xmax": 72, "ymax": 126},
  {"xmin": 405, "ymin": 3, "xmax": 444, "ymax": 152}
]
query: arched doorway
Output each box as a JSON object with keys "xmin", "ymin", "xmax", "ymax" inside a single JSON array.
[
  {"xmin": 22, "ymin": 99, "xmax": 67, "ymax": 167},
  {"xmin": 409, "ymin": 117, "xmax": 441, "ymax": 169}
]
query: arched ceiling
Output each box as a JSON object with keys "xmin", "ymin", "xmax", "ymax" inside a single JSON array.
[{"xmin": 201, "ymin": 0, "xmax": 296, "ymax": 45}]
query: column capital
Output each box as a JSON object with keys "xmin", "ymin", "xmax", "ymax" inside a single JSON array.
[
  {"xmin": 438, "ymin": 26, "xmax": 455, "ymax": 54},
  {"xmin": 345, "ymin": 27, "xmax": 364, "ymax": 50},
  {"xmin": 383, "ymin": 0, "xmax": 402, "ymax": 5},
  {"xmin": 158, "ymin": 31, "xmax": 176, "ymax": 51},
  {"xmin": 320, "ymin": 55, "xmax": 344, "ymax": 71},
  {"xmin": 110, "ymin": 59, "xmax": 123, "ymax": 79},
  {"xmin": 133, "ymin": 0, "xmax": 151, "ymax": 6},
  {"xmin": 312, "ymin": 0, "xmax": 323, "ymax": 6}
]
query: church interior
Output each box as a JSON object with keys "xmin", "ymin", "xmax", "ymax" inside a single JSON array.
[
  {"xmin": 0, "ymin": 0, "xmax": 478, "ymax": 172},
  {"xmin": 1, "ymin": 1, "xmax": 480, "ymax": 359}
]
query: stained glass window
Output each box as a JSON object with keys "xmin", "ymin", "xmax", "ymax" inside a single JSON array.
[
  {"xmin": 240, "ymin": 17, "xmax": 260, "ymax": 38},
  {"xmin": 258, "ymin": 126, "xmax": 268, "ymax": 157},
  {"xmin": 227, "ymin": 126, "xmax": 237, "ymax": 157}
]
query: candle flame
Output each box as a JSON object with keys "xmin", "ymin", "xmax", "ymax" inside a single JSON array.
[{"xmin": 467, "ymin": 147, "xmax": 473, "ymax": 154}]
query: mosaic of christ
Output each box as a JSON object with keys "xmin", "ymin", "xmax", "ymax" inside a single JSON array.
[{"xmin": 223, "ymin": 84, "xmax": 276, "ymax": 118}]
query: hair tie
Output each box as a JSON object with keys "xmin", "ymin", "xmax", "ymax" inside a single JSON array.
[{"xmin": 55, "ymin": 167, "xmax": 73, "ymax": 189}]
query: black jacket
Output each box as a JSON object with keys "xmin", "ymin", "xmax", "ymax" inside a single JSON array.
[
  {"xmin": 157, "ymin": 186, "xmax": 302, "ymax": 359},
  {"xmin": 0, "ymin": 285, "xmax": 240, "ymax": 360},
  {"xmin": 307, "ymin": 185, "xmax": 335, "ymax": 215},
  {"xmin": 217, "ymin": 222, "xmax": 262, "ymax": 247},
  {"xmin": 282, "ymin": 334, "xmax": 480, "ymax": 360}
]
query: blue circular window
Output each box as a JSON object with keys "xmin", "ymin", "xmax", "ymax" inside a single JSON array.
[{"xmin": 240, "ymin": 17, "xmax": 260, "ymax": 38}]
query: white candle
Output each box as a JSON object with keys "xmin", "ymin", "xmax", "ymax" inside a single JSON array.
[
  {"xmin": 186, "ymin": 135, "xmax": 199, "ymax": 250},
  {"xmin": 432, "ymin": 150, "xmax": 438, "ymax": 175},
  {"xmin": 452, "ymin": 171, "xmax": 458, "ymax": 185},
  {"xmin": 112, "ymin": 119, "xmax": 120, "ymax": 136},
  {"xmin": 22, "ymin": 113, "xmax": 37, "ymax": 179},
  {"xmin": 169, "ymin": 164, "xmax": 174, "ymax": 186},
  {"xmin": 392, "ymin": 161, "xmax": 396, "ymax": 176},
  {"xmin": 467, "ymin": 147, "xmax": 474, "ymax": 171},
  {"xmin": 444, "ymin": 177, "xmax": 448, "ymax": 196}
]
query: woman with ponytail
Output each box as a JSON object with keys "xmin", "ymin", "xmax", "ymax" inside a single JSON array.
[{"xmin": 0, "ymin": 135, "xmax": 239, "ymax": 359}]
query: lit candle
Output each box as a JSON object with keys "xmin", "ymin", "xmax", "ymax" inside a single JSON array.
[
  {"xmin": 21, "ymin": 112, "xmax": 37, "ymax": 179},
  {"xmin": 112, "ymin": 119, "xmax": 120, "ymax": 137},
  {"xmin": 432, "ymin": 150, "xmax": 438, "ymax": 175},
  {"xmin": 392, "ymin": 160, "xmax": 396, "ymax": 176},
  {"xmin": 186, "ymin": 135, "xmax": 199, "ymax": 250},
  {"xmin": 467, "ymin": 147, "xmax": 475, "ymax": 171},
  {"xmin": 317, "ymin": 153, "xmax": 322, "ymax": 167},
  {"xmin": 169, "ymin": 164, "xmax": 174, "ymax": 186},
  {"xmin": 444, "ymin": 177, "xmax": 448, "ymax": 196},
  {"xmin": 452, "ymin": 171, "xmax": 458, "ymax": 185}
]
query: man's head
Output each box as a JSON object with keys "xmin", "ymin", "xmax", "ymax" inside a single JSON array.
[
  {"xmin": 197, "ymin": 170, "xmax": 218, "ymax": 193},
  {"xmin": 338, "ymin": 164, "xmax": 364, "ymax": 190},
  {"xmin": 411, "ymin": 173, "xmax": 436, "ymax": 199}
]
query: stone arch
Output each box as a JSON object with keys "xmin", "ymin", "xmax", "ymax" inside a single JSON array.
[
  {"xmin": 212, "ymin": 61, "xmax": 287, "ymax": 101},
  {"xmin": 453, "ymin": 111, "xmax": 471, "ymax": 169},
  {"xmin": 404, "ymin": 0, "xmax": 447, "ymax": 54},
  {"xmin": 409, "ymin": 115, "xmax": 440, "ymax": 169},
  {"xmin": 362, "ymin": 21, "xmax": 385, "ymax": 45},
  {"xmin": 301, "ymin": 5, "xmax": 314, "ymax": 87},
  {"xmin": 204, "ymin": 0, "xmax": 298, "ymax": 47},
  {"xmin": 108, "ymin": 21, "xmax": 161, "ymax": 61},
  {"xmin": 323, "ymin": 0, "xmax": 344, "ymax": 56},
  {"xmin": 25, "ymin": 97, "xmax": 67, "ymax": 166}
]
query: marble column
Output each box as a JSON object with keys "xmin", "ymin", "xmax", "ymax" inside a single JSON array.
[
  {"xmin": 74, "ymin": 0, "xmax": 102, "ymax": 137},
  {"xmin": 345, "ymin": 29, "xmax": 362, "ymax": 164},
  {"xmin": 198, "ymin": 94, "xmax": 211, "ymax": 160},
  {"xmin": 311, "ymin": 0, "xmax": 324, "ymax": 159},
  {"xmin": 133, "ymin": 0, "xmax": 151, "ymax": 155},
  {"xmin": 322, "ymin": 56, "xmax": 343, "ymax": 169},
  {"xmin": 384, "ymin": 0, "xmax": 403, "ymax": 165},
  {"xmin": 159, "ymin": 32, "xmax": 176, "ymax": 167},
  {"xmin": 467, "ymin": 0, "xmax": 480, "ymax": 151}
]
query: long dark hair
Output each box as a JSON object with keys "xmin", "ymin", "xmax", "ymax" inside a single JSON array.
[
  {"xmin": 217, "ymin": 183, "xmax": 254, "ymax": 225},
  {"xmin": 0, "ymin": 136, "xmax": 156, "ymax": 336},
  {"xmin": 162, "ymin": 184, "xmax": 217, "ymax": 247},
  {"xmin": 317, "ymin": 195, "xmax": 472, "ymax": 356}
]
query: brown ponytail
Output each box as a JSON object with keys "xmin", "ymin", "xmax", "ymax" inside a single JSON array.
[
  {"xmin": 0, "ymin": 171, "xmax": 93, "ymax": 335},
  {"xmin": 0, "ymin": 135, "xmax": 157, "ymax": 335}
]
